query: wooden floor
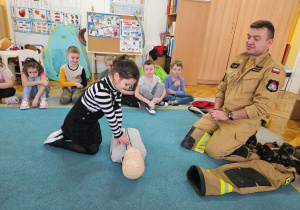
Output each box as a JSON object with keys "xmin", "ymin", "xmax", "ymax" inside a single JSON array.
[{"xmin": 13, "ymin": 75, "xmax": 300, "ymax": 142}]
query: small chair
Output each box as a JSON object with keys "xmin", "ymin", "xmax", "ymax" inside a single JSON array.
[{"xmin": 17, "ymin": 49, "xmax": 39, "ymax": 76}]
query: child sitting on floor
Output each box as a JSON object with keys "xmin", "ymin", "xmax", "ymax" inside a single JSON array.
[
  {"xmin": 60, "ymin": 46, "xmax": 87, "ymax": 104},
  {"xmin": 98, "ymin": 55, "xmax": 114, "ymax": 81},
  {"xmin": 135, "ymin": 60, "xmax": 167, "ymax": 114},
  {"xmin": 0, "ymin": 55, "xmax": 19, "ymax": 105},
  {"xmin": 20, "ymin": 57, "xmax": 50, "ymax": 109},
  {"xmin": 163, "ymin": 60, "xmax": 194, "ymax": 105}
]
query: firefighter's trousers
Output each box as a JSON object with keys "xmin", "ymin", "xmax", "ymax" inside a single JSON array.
[{"xmin": 187, "ymin": 159, "xmax": 299, "ymax": 196}]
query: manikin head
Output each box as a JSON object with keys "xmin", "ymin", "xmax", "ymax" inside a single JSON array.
[{"xmin": 122, "ymin": 145, "xmax": 145, "ymax": 179}]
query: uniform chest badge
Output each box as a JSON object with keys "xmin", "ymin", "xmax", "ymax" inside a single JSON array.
[
  {"xmin": 272, "ymin": 68, "xmax": 280, "ymax": 74},
  {"xmin": 230, "ymin": 63, "xmax": 240, "ymax": 68},
  {"xmin": 251, "ymin": 65, "xmax": 263, "ymax": 72},
  {"xmin": 266, "ymin": 80, "xmax": 279, "ymax": 92}
]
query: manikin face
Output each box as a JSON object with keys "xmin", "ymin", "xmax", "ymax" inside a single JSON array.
[
  {"xmin": 122, "ymin": 146, "xmax": 145, "ymax": 179},
  {"xmin": 171, "ymin": 65, "xmax": 182, "ymax": 77},
  {"xmin": 27, "ymin": 67, "xmax": 39, "ymax": 78},
  {"xmin": 105, "ymin": 60, "xmax": 113, "ymax": 72},
  {"xmin": 111, "ymin": 73, "xmax": 136, "ymax": 92},
  {"xmin": 143, "ymin": 64, "xmax": 156, "ymax": 77},
  {"xmin": 246, "ymin": 27, "xmax": 273, "ymax": 59},
  {"xmin": 67, "ymin": 52, "xmax": 80, "ymax": 66}
]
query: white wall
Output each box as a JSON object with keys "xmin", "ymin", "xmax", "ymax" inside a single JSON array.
[{"xmin": 5, "ymin": 0, "xmax": 168, "ymax": 71}]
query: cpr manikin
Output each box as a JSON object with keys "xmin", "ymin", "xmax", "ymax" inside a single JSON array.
[
  {"xmin": 110, "ymin": 128, "xmax": 146, "ymax": 179},
  {"xmin": 122, "ymin": 144, "xmax": 145, "ymax": 179}
]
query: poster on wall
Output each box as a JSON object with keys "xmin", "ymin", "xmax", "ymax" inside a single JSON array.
[
  {"xmin": 87, "ymin": 12, "xmax": 120, "ymax": 38},
  {"xmin": 28, "ymin": 8, "xmax": 47, "ymax": 22},
  {"xmin": 110, "ymin": 0, "xmax": 145, "ymax": 17},
  {"xmin": 10, "ymin": 6, "xmax": 81, "ymax": 35},
  {"xmin": 120, "ymin": 19, "xmax": 142, "ymax": 52},
  {"xmin": 64, "ymin": 13, "xmax": 81, "ymax": 26}
]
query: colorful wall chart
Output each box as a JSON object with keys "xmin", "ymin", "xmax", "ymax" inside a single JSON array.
[
  {"xmin": 87, "ymin": 12, "xmax": 120, "ymax": 38},
  {"xmin": 120, "ymin": 19, "xmax": 142, "ymax": 52},
  {"xmin": 10, "ymin": 6, "xmax": 81, "ymax": 35},
  {"xmin": 110, "ymin": 0, "xmax": 144, "ymax": 17}
]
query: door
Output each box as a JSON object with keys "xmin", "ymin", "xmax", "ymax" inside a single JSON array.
[
  {"xmin": 197, "ymin": 0, "xmax": 241, "ymax": 84},
  {"xmin": 171, "ymin": 0, "xmax": 211, "ymax": 85}
]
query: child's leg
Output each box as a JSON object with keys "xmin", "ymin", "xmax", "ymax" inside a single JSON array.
[
  {"xmin": 22, "ymin": 77, "xmax": 33, "ymax": 99},
  {"xmin": 0, "ymin": 88, "xmax": 17, "ymax": 103},
  {"xmin": 72, "ymin": 87, "xmax": 85, "ymax": 103},
  {"xmin": 0, "ymin": 88, "xmax": 16, "ymax": 100},
  {"xmin": 163, "ymin": 93, "xmax": 177, "ymax": 102},
  {"xmin": 152, "ymin": 83, "xmax": 165, "ymax": 98},
  {"xmin": 45, "ymin": 129, "xmax": 101, "ymax": 155},
  {"xmin": 29, "ymin": 76, "xmax": 47, "ymax": 98},
  {"xmin": 60, "ymin": 87, "xmax": 72, "ymax": 104},
  {"xmin": 177, "ymin": 94, "xmax": 194, "ymax": 104},
  {"xmin": 139, "ymin": 85, "xmax": 154, "ymax": 101},
  {"xmin": 121, "ymin": 95, "xmax": 140, "ymax": 107}
]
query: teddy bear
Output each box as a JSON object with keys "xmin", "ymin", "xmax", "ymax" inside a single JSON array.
[
  {"xmin": 23, "ymin": 44, "xmax": 41, "ymax": 54},
  {"xmin": 0, "ymin": 38, "xmax": 12, "ymax": 50}
]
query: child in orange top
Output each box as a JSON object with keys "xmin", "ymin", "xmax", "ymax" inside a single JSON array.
[{"xmin": 60, "ymin": 46, "xmax": 87, "ymax": 104}]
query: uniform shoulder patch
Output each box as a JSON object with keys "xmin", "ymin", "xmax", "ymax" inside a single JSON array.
[
  {"xmin": 230, "ymin": 63, "xmax": 240, "ymax": 69},
  {"xmin": 272, "ymin": 68, "xmax": 280, "ymax": 74},
  {"xmin": 266, "ymin": 80, "xmax": 279, "ymax": 92}
]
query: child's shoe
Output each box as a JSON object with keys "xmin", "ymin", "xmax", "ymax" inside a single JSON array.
[
  {"xmin": 146, "ymin": 104, "xmax": 156, "ymax": 114},
  {"xmin": 155, "ymin": 101, "xmax": 168, "ymax": 108},
  {"xmin": 168, "ymin": 100, "xmax": 179, "ymax": 106},
  {"xmin": 44, "ymin": 134, "xmax": 64, "ymax": 147},
  {"xmin": 20, "ymin": 98, "xmax": 30, "ymax": 110},
  {"xmin": 3, "ymin": 96, "xmax": 19, "ymax": 105},
  {"xmin": 40, "ymin": 98, "xmax": 48, "ymax": 109},
  {"xmin": 47, "ymin": 129, "xmax": 63, "ymax": 140}
]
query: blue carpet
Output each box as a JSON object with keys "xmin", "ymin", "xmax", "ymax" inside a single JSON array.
[{"xmin": 0, "ymin": 107, "xmax": 299, "ymax": 210}]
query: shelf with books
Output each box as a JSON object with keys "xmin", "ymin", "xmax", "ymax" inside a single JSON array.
[{"xmin": 167, "ymin": 0, "xmax": 179, "ymax": 15}]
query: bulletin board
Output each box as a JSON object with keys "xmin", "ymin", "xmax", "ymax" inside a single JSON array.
[{"xmin": 86, "ymin": 11, "xmax": 143, "ymax": 55}]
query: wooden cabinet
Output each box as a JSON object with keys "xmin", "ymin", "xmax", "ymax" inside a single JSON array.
[
  {"xmin": 0, "ymin": 5, "xmax": 9, "ymax": 40},
  {"xmin": 172, "ymin": 0, "xmax": 299, "ymax": 85}
]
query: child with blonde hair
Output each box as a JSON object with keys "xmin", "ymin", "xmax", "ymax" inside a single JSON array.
[
  {"xmin": 163, "ymin": 60, "xmax": 194, "ymax": 105},
  {"xmin": 98, "ymin": 55, "xmax": 114, "ymax": 80},
  {"xmin": 20, "ymin": 57, "xmax": 50, "ymax": 109},
  {"xmin": 60, "ymin": 46, "xmax": 87, "ymax": 104},
  {"xmin": 0, "ymin": 56, "xmax": 19, "ymax": 104}
]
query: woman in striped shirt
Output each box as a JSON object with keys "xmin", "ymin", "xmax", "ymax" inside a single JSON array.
[{"xmin": 44, "ymin": 55, "xmax": 139, "ymax": 155}]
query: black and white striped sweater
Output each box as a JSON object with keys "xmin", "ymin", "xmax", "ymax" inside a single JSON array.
[{"xmin": 81, "ymin": 76, "xmax": 123, "ymax": 138}]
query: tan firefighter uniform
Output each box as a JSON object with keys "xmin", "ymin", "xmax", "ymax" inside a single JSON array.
[
  {"xmin": 187, "ymin": 159, "xmax": 300, "ymax": 196},
  {"xmin": 181, "ymin": 51, "xmax": 286, "ymax": 161}
]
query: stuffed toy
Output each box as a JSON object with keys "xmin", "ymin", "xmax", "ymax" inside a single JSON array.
[
  {"xmin": 23, "ymin": 44, "xmax": 41, "ymax": 54},
  {"xmin": 0, "ymin": 38, "xmax": 12, "ymax": 50}
]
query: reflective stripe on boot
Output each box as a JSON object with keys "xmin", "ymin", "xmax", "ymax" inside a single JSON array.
[
  {"xmin": 187, "ymin": 165, "xmax": 233, "ymax": 196},
  {"xmin": 181, "ymin": 126, "xmax": 211, "ymax": 153}
]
